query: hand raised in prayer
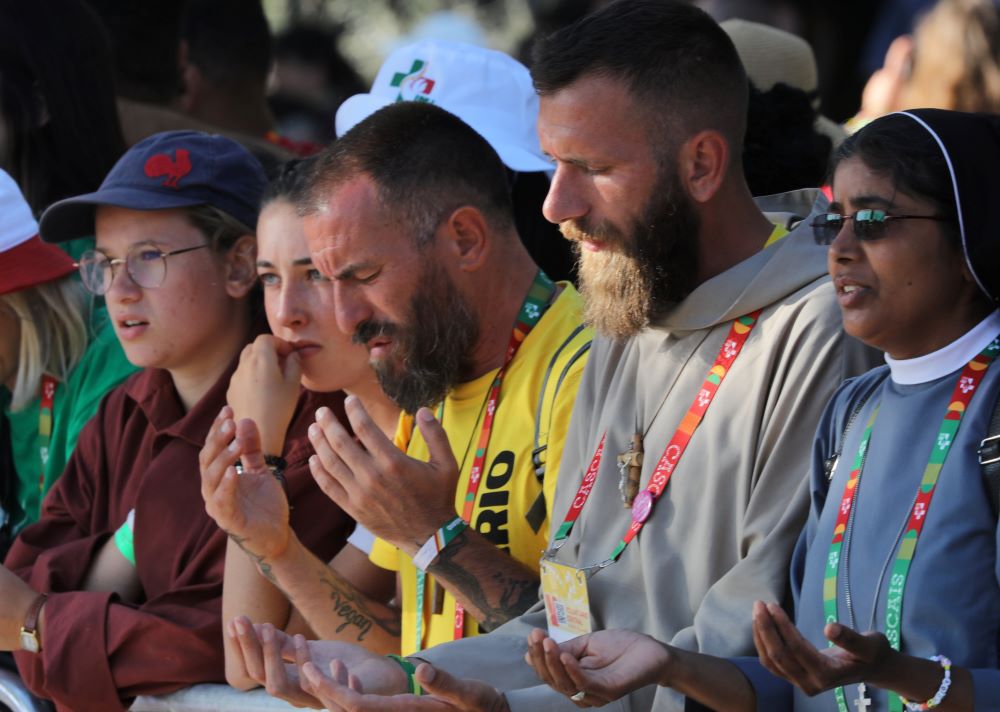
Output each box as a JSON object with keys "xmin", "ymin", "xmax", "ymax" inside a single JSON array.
[
  {"xmin": 525, "ymin": 628, "xmax": 672, "ymax": 707},
  {"xmin": 199, "ymin": 407, "xmax": 290, "ymax": 561},
  {"xmin": 752, "ymin": 601, "xmax": 892, "ymax": 696},
  {"xmin": 308, "ymin": 398, "xmax": 460, "ymax": 555},
  {"xmin": 298, "ymin": 657, "xmax": 510, "ymax": 712},
  {"xmin": 226, "ymin": 335, "xmax": 302, "ymax": 455}
]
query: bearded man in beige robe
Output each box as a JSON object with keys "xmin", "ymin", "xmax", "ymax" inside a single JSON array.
[{"xmin": 231, "ymin": 2, "xmax": 873, "ymax": 710}]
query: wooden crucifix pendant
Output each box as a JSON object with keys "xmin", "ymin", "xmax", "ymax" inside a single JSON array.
[{"xmin": 617, "ymin": 433, "xmax": 644, "ymax": 507}]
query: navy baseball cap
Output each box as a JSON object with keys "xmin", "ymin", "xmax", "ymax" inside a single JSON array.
[{"xmin": 40, "ymin": 130, "xmax": 267, "ymax": 243}]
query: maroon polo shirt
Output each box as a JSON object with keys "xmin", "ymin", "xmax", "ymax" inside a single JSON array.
[{"xmin": 5, "ymin": 341, "xmax": 350, "ymax": 712}]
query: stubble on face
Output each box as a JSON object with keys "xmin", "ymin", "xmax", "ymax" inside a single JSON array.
[
  {"xmin": 565, "ymin": 169, "xmax": 701, "ymax": 340},
  {"xmin": 353, "ymin": 257, "xmax": 479, "ymax": 414}
]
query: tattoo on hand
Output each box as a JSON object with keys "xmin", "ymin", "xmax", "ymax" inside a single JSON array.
[
  {"xmin": 427, "ymin": 530, "xmax": 539, "ymax": 632},
  {"xmin": 318, "ymin": 575, "xmax": 402, "ymax": 641}
]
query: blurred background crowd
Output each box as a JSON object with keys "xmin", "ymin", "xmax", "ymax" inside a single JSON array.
[
  {"xmin": 5, "ymin": 0, "xmax": 1000, "ymax": 242},
  {"xmin": 7, "ymin": 0, "xmax": 1000, "ymax": 179}
]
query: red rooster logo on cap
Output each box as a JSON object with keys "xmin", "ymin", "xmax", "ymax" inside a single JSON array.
[{"xmin": 144, "ymin": 149, "xmax": 192, "ymax": 188}]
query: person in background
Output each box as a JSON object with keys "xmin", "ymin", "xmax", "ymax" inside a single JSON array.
[
  {"xmin": 0, "ymin": 130, "xmax": 351, "ymax": 712},
  {"xmin": 179, "ymin": 0, "xmax": 323, "ymax": 158},
  {"xmin": 82, "ymin": 0, "xmax": 292, "ymax": 172},
  {"xmin": 334, "ymin": 39, "xmax": 576, "ymax": 283},
  {"xmin": 849, "ymin": 0, "xmax": 1000, "ymax": 129},
  {"xmin": 529, "ymin": 108, "xmax": 1000, "ymax": 712},
  {"xmin": 201, "ymin": 157, "xmax": 401, "ymax": 689},
  {"xmin": 269, "ymin": 23, "xmax": 366, "ymax": 147},
  {"xmin": 0, "ymin": 169, "xmax": 136, "ymax": 555},
  {"xmin": 0, "ymin": 0, "xmax": 125, "ymax": 257},
  {"xmin": 720, "ymin": 19, "xmax": 840, "ymax": 195}
]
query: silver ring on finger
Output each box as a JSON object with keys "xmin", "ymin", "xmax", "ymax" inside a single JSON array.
[{"xmin": 570, "ymin": 691, "xmax": 587, "ymax": 702}]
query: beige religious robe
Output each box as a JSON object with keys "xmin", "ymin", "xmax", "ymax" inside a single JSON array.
[{"xmin": 419, "ymin": 190, "xmax": 868, "ymax": 711}]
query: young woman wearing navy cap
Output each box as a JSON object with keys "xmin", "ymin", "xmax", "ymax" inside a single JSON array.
[{"xmin": 0, "ymin": 131, "xmax": 352, "ymax": 712}]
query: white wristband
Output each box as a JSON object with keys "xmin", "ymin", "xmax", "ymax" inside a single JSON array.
[{"xmin": 412, "ymin": 516, "xmax": 467, "ymax": 572}]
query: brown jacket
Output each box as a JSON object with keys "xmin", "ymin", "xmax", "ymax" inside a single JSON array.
[{"xmin": 5, "ymin": 356, "xmax": 350, "ymax": 712}]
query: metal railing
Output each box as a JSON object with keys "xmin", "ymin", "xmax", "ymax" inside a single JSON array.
[{"xmin": 0, "ymin": 668, "xmax": 52, "ymax": 712}]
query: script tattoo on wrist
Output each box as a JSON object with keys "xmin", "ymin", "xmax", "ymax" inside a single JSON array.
[
  {"xmin": 318, "ymin": 574, "xmax": 402, "ymax": 641},
  {"xmin": 427, "ymin": 529, "xmax": 539, "ymax": 632}
]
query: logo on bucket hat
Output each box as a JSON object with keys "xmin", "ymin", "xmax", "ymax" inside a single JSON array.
[
  {"xmin": 390, "ymin": 59, "xmax": 436, "ymax": 102},
  {"xmin": 39, "ymin": 130, "xmax": 267, "ymax": 244},
  {"xmin": 336, "ymin": 40, "xmax": 553, "ymax": 174}
]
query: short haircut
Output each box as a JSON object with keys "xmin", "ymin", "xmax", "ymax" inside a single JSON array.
[
  {"xmin": 181, "ymin": 0, "xmax": 272, "ymax": 89},
  {"xmin": 302, "ymin": 102, "xmax": 515, "ymax": 245},
  {"xmin": 531, "ymin": 0, "xmax": 748, "ymax": 154}
]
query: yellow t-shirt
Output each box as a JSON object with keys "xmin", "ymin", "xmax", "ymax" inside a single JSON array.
[{"xmin": 370, "ymin": 283, "xmax": 592, "ymax": 655}]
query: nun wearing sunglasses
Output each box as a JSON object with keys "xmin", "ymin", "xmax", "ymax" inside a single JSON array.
[{"xmin": 522, "ymin": 109, "xmax": 1000, "ymax": 712}]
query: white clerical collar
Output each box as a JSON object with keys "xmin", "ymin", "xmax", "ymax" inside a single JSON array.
[{"xmin": 886, "ymin": 310, "xmax": 1000, "ymax": 385}]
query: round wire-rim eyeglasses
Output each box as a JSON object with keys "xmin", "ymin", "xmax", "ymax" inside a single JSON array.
[{"xmin": 76, "ymin": 242, "xmax": 210, "ymax": 295}]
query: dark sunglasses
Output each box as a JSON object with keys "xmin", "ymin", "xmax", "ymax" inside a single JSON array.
[{"xmin": 810, "ymin": 209, "xmax": 948, "ymax": 245}]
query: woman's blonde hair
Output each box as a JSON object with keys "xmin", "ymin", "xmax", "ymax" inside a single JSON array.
[
  {"xmin": 2, "ymin": 277, "xmax": 90, "ymax": 411},
  {"xmin": 905, "ymin": 0, "xmax": 1000, "ymax": 113}
]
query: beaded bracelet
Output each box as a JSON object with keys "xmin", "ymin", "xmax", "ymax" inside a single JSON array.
[
  {"xmin": 900, "ymin": 655, "xmax": 952, "ymax": 711},
  {"xmin": 412, "ymin": 516, "xmax": 468, "ymax": 572},
  {"xmin": 386, "ymin": 654, "xmax": 423, "ymax": 695}
]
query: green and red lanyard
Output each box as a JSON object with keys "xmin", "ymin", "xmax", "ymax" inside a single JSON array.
[
  {"xmin": 548, "ymin": 311, "xmax": 762, "ymax": 567},
  {"xmin": 412, "ymin": 270, "xmax": 556, "ymax": 653},
  {"xmin": 824, "ymin": 337, "xmax": 1000, "ymax": 712},
  {"xmin": 37, "ymin": 375, "xmax": 58, "ymax": 496}
]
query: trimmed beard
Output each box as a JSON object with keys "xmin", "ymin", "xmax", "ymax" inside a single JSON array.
[
  {"xmin": 353, "ymin": 259, "xmax": 479, "ymax": 414},
  {"xmin": 565, "ymin": 170, "xmax": 700, "ymax": 340}
]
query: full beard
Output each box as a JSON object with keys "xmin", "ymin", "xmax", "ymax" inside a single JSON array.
[
  {"xmin": 565, "ymin": 173, "xmax": 700, "ymax": 340},
  {"xmin": 354, "ymin": 260, "xmax": 479, "ymax": 414}
]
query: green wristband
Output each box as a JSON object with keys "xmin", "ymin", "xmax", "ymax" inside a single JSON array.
[
  {"xmin": 113, "ymin": 517, "xmax": 136, "ymax": 566},
  {"xmin": 386, "ymin": 654, "xmax": 423, "ymax": 695}
]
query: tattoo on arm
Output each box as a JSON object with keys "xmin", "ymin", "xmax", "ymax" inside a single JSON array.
[
  {"xmin": 317, "ymin": 574, "xmax": 402, "ymax": 642},
  {"xmin": 427, "ymin": 530, "xmax": 539, "ymax": 632},
  {"xmin": 227, "ymin": 532, "xmax": 400, "ymax": 643},
  {"xmin": 228, "ymin": 532, "xmax": 282, "ymax": 588}
]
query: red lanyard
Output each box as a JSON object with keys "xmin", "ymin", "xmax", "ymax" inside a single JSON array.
[
  {"xmin": 37, "ymin": 375, "xmax": 57, "ymax": 494},
  {"xmin": 549, "ymin": 311, "xmax": 762, "ymax": 564},
  {"xmin": 413, "ymin": 271, "xmax": 555, "ymax": 651}
]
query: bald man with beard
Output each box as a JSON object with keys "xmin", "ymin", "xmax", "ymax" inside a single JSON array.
[{"xmin": 237, "ymin": 2, "xmax": 870, "ymax": 711}]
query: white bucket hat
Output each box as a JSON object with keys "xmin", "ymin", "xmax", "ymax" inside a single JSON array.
[{"xmin": 335, "ymin": 40, "xmax": 553, "ymax": 173}]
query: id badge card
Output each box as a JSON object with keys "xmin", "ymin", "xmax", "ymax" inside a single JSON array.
[{"xmin": 540, "ymin": 559, "xmax": 593, "ymax": 643}]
